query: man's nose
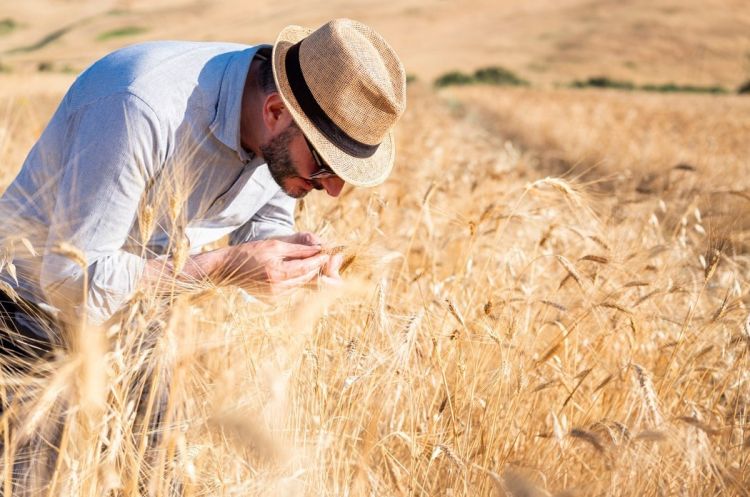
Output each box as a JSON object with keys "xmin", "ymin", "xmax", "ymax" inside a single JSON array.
[{"xmin": 321, "ymin": 177, "xmax": 345, "ymax": 197}]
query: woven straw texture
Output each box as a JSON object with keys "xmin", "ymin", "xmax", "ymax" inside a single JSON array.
[{"xmin": 272, "ymin": 19, "xmax": 406, "ymax": 187}]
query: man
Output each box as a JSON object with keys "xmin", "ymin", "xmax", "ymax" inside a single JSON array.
[
  {"xmin": 0, "ymin": 18, "xmax": 406, "ymax": 493},
  {"xmin": 0, "ymin": 18, "xmax": 406, "ymax": 330}
]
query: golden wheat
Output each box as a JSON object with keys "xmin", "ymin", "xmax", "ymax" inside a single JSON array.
[{"xmin": 0, "ymin": 74, "xmax": 747, "ymax": 497}]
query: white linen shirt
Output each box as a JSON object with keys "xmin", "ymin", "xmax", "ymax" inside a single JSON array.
[{"xmin": 0, "ymin": 41, "xmax": 296, "ymax": 325}]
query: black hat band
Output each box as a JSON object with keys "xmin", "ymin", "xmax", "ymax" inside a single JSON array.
[{"xmin": 284, "ymin": 40, "xmax": 380, "ymax": 159}]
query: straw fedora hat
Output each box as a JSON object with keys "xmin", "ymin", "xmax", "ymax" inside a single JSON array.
[{"xmin": 272, "ymin": 19, "xmax": 406, "ymax": 187}]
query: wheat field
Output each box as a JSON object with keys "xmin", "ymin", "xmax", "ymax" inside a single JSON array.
[{"xmin": 1, "ymin": 1, "xmax": 750, "ymax": 496}]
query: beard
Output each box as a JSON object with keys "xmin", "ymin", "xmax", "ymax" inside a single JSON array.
[{"xmin": 260, "ymin": 124, "xmax": 321, "ymax": 199}]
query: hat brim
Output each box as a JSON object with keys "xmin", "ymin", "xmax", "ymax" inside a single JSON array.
[{"xmin": 272, "ymin": 24, "xmax": 395, "ymax": 188}]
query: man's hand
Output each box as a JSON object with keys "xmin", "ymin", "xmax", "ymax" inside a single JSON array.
[
  {"xmin": 217, "ymin": 239, "xmax": 330, "ymax": 296},
  {"xmin": 272, "ymin": 231, "xmax": 343, "ymax": 282},
  {"xmin": 144, "ymin": 232, "xmax": 342, "ymax": 298}
]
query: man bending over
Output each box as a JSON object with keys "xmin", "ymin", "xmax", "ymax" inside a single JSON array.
[{"xmin": 0, "ymin": 19, "xmax": 406, "ymax": 335}]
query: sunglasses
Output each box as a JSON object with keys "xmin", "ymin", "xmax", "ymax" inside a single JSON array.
[{"xmin": 303, "ymin": 135, "xmax": 339, "ymax": 180}]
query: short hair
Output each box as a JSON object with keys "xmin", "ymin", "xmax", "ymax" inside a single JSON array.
[{"xmin": 256, "ymin": 47, "xmax": 277, "ymax": 94}]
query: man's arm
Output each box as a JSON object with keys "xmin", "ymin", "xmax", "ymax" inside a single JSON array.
[
  {"xmin": 40, "ymin": 92, "xmax": 162, "ymax": 325},
  {"xmin": 141, "ymin": 238, "xmax": 331, "ymax": 298},
  {"xmin": 142, "ymin": 189, "xmax": 337, "ymax": 296},
  {"xmin": 228, "ymin": 188, "xmax": 296, "ymax": 244}
]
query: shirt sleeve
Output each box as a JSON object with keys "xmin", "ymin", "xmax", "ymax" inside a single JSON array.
[
  {"xmin": 40, "ymin": 92, "xmax": 162, "ymax": 325},
  {"xmin": 228, "ymin": 189, "xmax": 296, "ymax": 244}
]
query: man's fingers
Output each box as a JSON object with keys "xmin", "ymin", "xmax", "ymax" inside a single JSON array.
[
  {"xmin": 295, "ymin": 231, "xmax": 323, "ymax": 246},
  {"xmin": 323, "ymin": 253, "xmax": 343, "ymax": 279},
  {"xmin": 273, "ymin": 254, "xmax": 329, "ymax": 280},
  {"xmin": 270, "ymin": 241, "xmax": 322, "ymax": 259}
]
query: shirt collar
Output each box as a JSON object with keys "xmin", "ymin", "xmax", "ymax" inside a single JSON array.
[{"xmin": 209, "ymin": 44, "xmax": 272, "ymax": 163}]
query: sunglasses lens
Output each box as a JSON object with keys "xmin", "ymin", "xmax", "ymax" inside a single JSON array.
[{"xmin": 305, "ymin": 135, "xmax": 337, "ymax": 179}]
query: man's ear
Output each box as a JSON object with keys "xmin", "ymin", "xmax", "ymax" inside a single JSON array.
[{"xmin": 261, "ymin": 93, "xmax": 291, "ymax": 134}]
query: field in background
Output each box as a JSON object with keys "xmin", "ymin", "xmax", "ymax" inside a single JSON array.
[
  {"xmin": 445, "ymin": 86, "xmax": 750, "ymax": 245},
  {"xmin": 446, "ymin": 86, "xmax": 750, "ymax": 179},
  {"xmin": 1, "ymin": 0, "xmax": 750, "ymax": 88},
  {"xmin": 0, "ymin": 1, "xmax": 750, "ymax": 495}
]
